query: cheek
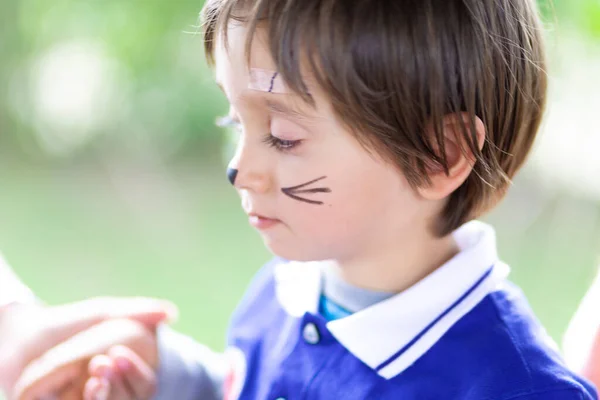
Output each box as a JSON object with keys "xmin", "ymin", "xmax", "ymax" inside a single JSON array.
[
  {"xmin": 269, "ymin": 126, "xmax": 419, "ymax": 258},
  {"xmin": 331, "ymin": 148, "xmax": 412, "ymax": 214},
  {"xmin": 282, "ymin": 156, "xmax": 413, "ymax": 241}
]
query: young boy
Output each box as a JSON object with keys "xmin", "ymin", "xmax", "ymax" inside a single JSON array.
[{"xmin": 22, "ymin": 0, "xmax": 599, "ymax": 399}]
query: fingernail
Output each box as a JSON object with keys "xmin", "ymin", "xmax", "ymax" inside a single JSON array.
[
  {"xmin": 116, "ymin": 357, "xmax": 131, "ymax": 372},
  {"xmin": 95, "ymin": 382, "xmax": 109, "ymax": 400},
  {"xmin": 100, "ymin": 366, "xmax": 114, "ymax": 380},
  {"xmin": 162, "ymin": 301, "xmax": 179, "ymax": 322}
]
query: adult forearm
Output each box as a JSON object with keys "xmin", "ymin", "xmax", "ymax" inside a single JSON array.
[
  {"xmin": 0, "ymin": 255, "xmax": 37, "ymax": 393},
  {"xmin": 0, "ymin": 255, "xmax": 36, "ymax": 309}
]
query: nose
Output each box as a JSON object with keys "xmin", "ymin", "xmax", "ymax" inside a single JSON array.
[
  {"xmin": 227, "ymin": 136, "xmax": 272, "ymax": 194},
  {"xmin": 227, "ymin": 168, "xmax": 238, "ymax": 185}
]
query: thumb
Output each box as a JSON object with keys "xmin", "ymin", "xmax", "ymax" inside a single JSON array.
[{"xmin": 43, "ymin": 297, "xmax": 178, "ymax": 350}]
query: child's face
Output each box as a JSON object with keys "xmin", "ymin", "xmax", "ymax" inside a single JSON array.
[{"xmin": 215, "ymin": 25, "xmax": 432, "ymax": 262}]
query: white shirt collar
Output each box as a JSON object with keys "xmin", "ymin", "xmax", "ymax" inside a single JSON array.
[{"xmin": 273, "ymin": 220, "xmax": 510, "ymax": 379}]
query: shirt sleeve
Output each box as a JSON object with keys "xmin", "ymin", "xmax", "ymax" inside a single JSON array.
[
  {"xmin": 0, "ymin": 254, "xmax": 36, "ymax": 309},
  {"xmin": 152, "ymin": 325, "xmax": 228, "ymax": 400}
]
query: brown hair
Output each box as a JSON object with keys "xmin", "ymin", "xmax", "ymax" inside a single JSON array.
[{"xmin": 202, "ymin": 0, "xmax": 548, "ymax": 236}]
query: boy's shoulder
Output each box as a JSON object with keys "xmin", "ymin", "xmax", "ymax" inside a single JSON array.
[
  {"xmin": 225, "ymin": 257, "xmax": 287, "ymax": 341},
  {"xmin": 387, "ymin": 281, "xmax": 597, "ymax": 400}
]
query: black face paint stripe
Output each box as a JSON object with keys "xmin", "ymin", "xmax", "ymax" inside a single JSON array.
[
  {"xmin": 281, "ymin": 176, "xmax": 331, "ymax": 205},
  {"xmin": 292, "ymin": 188, "xmax": 331, "ymax": 194},
  {"xmin": 227, "ymin": 168, "xmax": 238, "ymax": 185},
  {"xmin": 283, "ymin": 176, "xmax": 327, "ymax": 191},
  {"xmin": 283, "ymin": 192, "xmax": 325, "ymax": 205},
  {"xmin": 268, "ymin": 72, "xmax": 278, "ymax": 93}
]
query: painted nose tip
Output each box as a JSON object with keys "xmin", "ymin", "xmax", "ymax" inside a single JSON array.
[{"xmin": 227, "ymin": 168, "xmax": 238, "ymax": 185}]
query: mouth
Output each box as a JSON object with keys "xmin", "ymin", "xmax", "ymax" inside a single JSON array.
[{"xmin": 247, "ymin": 212, "xmax": 280, "ymax": 230}]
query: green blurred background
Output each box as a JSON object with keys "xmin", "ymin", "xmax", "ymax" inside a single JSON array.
[{"xmin": 0, "ymin": 0, "xmax": 599, "ymax": 354}]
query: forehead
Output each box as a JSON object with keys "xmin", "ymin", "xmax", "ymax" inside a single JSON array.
[
  {"xmin": 214, "ymin": 24, "xmax": 284, "ymax": 98},
  {"xmin": 247, "ymin": 68, "xmax": 288, "ymax": 94},
  {"xmin": 213, "ymin": 24, "xmax": 322, "ymax": 114}
]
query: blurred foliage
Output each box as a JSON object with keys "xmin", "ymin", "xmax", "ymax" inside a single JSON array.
[
  {"xmin": 541, "ymin": 0, "xmax": 600, "ymax": 37},
  {"xmin": 0, "ymin": 0, "xmax": 226, "ymax": 163}
]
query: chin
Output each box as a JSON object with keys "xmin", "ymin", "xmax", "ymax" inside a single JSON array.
[{"xmin": 262, "ymin": 238, "xmax": 328, "ymax": 262}]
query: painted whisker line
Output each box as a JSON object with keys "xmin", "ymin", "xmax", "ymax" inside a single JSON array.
[
  {"xmin": 268, "ymin": 72, "xmax": 278, "ymax": 93},
  {"xmin": 283, "ymin": 176, "xmax": 327, "ymax": 191},
  {"xmin": 293, "ymin": 188, "xmax": 331, "ymax": 194},
  {"xmin": 281, "ymin": 176, "xmax": 331, "ymax": 205},
  {"xmin": 283, "ymin": 192, "xmax": 325, "ymax": 205}
]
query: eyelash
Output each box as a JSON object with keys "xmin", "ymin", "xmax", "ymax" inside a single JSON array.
[{"xmin": 216, "ymin": 115, "xmax": 302, "ymax": 153}]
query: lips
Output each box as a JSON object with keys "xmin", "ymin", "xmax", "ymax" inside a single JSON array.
[{"xmin": 247, "ymin": 212, "xmax": 280, "ymax": 230}]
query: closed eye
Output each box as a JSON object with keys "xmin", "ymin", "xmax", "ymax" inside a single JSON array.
[
  {"xmin": 217, "ymin": 115, "xmax": 302, "ymax": 153},
  {"xmin": 262, "ymin": 134, "xmax": 302, "ymax": 152}
]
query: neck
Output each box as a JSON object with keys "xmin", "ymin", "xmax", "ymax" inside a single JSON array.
[{"xmin": 328, "ymin": 226, "xmax": 459, "ymax": 293}]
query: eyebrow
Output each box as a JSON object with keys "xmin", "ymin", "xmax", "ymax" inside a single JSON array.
[
  {"xmin": 264, "ymin": 98, "xmax": 315, "ymax": 121},
  {"xmin": 216, "ymin": 81, "xmax": 226, "ymax": 94},
  {"xmin": 216, "ymin": 79, "xmax": 316, "ymax": 121}
]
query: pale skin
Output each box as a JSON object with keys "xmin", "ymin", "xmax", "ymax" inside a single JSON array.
[
  {"xmin": 582, "ymin": 332, "xmax": 600, "ymax": 388},
  {"xmin": 13, "ymin": 319, "xmax": 159, "ymax": 400},
  {"xmin": 215, "ymin": 24, "xmax": 484, "ymax": 292},
  {"xmin": 14, "ymin": 23, "xmax": 488, "ymax": 400},
  {"xmin": 0, "ymin": 297, "xmax": 176, "ymax": 400}
]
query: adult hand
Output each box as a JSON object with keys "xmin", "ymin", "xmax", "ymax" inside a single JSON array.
[
  {"xmin": 13, "ymin": 318, "xmax": 159, "ymax": 400},
  {"xmin": 0, "ymin": 297, "xmax": 176, "ymax": 399},
  {"xmin": 83, "ymin": 344, "xmax": 158, "ymax": 400}
]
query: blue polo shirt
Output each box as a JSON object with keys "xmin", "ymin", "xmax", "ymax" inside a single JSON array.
[
  {"xmin": 154, "ymin": 221, "xmax": 597, "ymax": 400},
  {"xmin": 221, "ymin": 221, "xmax": 597, "ymax": 400}
]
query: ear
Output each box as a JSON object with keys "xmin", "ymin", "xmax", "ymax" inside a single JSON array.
[{"xmin": 417, "ymin": 113, "xmax": 486, "ymax": 201}]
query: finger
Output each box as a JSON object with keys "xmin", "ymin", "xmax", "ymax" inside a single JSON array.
[
  {"xmin": 84, "ymin": 377, "xmax": 110, "ymax": 400},
  {"xmin": 109, "ymin": 346, "xmax": 157, "ymax": 399},
  {"xmin": 46, "ymin": 297, "xmax": 178, "ymax": 344},
  {"xmin": 106, "ymin": 375, "xmax": 131, "ymax": 400},
  {"xmin": 88, "ymin": 354, "xmax": 115, "ymax": 381},
  {"xmin": 12, "ymin": 357, "xmax": 82, "ymax": 400},
  {"xmin": 14, "ymin": 319, "xmax": 158, "ymax": 400},
  {"xmin": 39, "ymin": 380, "xmax": 84, "ymax": 400},
  {"xmin": 14, "ymin": 342, "xmax": 112, "ymax": 400},
  {"xmin": 89, "ymin": 356, "xmax": 129, "ymax": 400}
]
